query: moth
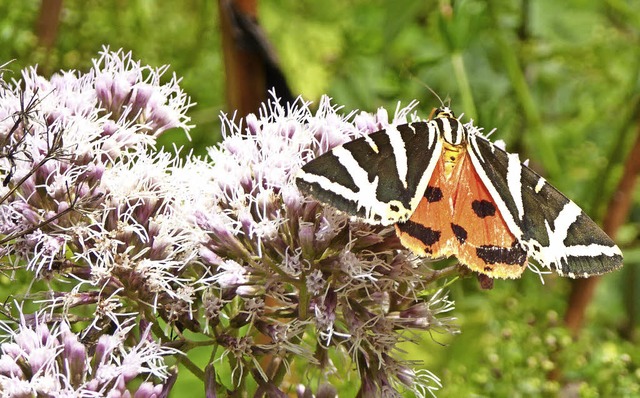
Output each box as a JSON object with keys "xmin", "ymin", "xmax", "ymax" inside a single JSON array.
[{"xmin": 295, "ymin": 107, "xmax": 623, "ymax": 279}]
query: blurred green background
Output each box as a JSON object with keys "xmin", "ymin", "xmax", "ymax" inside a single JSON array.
[{"xmin": 1, "ymin": 0, "xmax": 639, "ymax": 396}]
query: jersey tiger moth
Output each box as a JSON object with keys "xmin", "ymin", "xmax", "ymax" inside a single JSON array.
[{"xmin": 295, "ymin": 107, "xmax": 623, "ymax": 279}]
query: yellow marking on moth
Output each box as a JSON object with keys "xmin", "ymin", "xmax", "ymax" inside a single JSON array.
[{"xmin": 442, "ymin": 141, "xmax": 466, "ymax": 179}]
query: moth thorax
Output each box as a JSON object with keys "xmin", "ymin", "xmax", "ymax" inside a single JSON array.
[
  {"xmin": 436, "ymin": 117, "xmax": 466, "ymax": 146},
  {"xmin": 442, "ymin": 141, "xmax": 466, "ymax": 179}
]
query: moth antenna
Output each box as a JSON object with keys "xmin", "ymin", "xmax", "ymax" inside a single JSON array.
[
  {"xmin": 406, "ymin": 72, "xmax": 449, "ymax": 110},
  {"xmin": 442, "ymin": 94, "xmax": 452, "ymax": 109},
  {"xmin": 426, "ymin": 85, "xmax": 454, "ymax": 112}
]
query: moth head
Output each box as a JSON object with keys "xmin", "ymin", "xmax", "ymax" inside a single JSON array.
[
  {"xmin": 432, "ymin": 107, "xmax": 456, "ymax": 120},
  {"xmin": 431, "ymin": 107, "xmax": 467, "ymax": 146}
]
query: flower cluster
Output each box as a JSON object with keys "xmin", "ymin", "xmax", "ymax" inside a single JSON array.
[
  {"xmin": 0, "ymin": 48, "xmax": 195, "ymax": 395},
  {"xmin": 0, "ymin": 309, "xmax": 176, "ymax": 397},
  {"xmin": 193, "ymin": 96, "xmax": 458, "ymax": 395},
  {"xmin": 0, "ymin": 50, "xmax": 459, "ymax": 396}
]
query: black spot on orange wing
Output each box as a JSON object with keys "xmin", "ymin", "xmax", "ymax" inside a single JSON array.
[
  {"xmin": 451, "ymin": 223, "xmax": 467, "ymax": 244},
  {"xmin": 450, "ymin": 151, "xmax": 528, "ymax": 279},
  {"xmin": 471, "ymin": 200, "xmax": 496, "ymax": 218},
  {"xmin": 396, "ymin": 220, "xmax": 441, "ymax": 246},
  {"xmin": 394, "ymin": 145, "xmax": 528, "ymax": 279},
  {"xmin": 476, "ymin": 242, "xmax": 528, "ymax": 265},
  {"xmin": 425, "ymin": 186, "xmax": 443, "ymax": 202},
  {"xmin": 395, "ymin": 159, "xmax": 455, "ymax": 259}
]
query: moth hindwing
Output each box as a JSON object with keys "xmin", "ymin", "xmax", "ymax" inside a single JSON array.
[{"xmin": 295, "ymin": 107, "xmax": 623, "ymax": 279}]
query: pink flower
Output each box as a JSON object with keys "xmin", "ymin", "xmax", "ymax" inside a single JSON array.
[{"xmin": 1, "ymin": 50, "xmax": 458, "ymax": 397}]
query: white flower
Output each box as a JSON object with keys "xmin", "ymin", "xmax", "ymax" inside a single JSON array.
[{"xmin": 207, "ymin": 259, "xmax": 248, "ymax": 288}]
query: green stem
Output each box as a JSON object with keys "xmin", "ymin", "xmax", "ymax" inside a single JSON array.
[
  {"xmin": 425, "ymin": 263, "xmax": 463, "ymax": 285},
  {"xmin": 268, "ymin": 353, "xmax": 293, "ymax": 391},
  {"xmin": 298, "ymin": 280, "xmax": 309, "ymax": 320},
  {"xmin": 487, "ymin": 0, "xmax": 561, "ymax": 179},
  {"xmin": 451, "ymin": 52, "xmax": 477, "ymax": 121},
  {"xmin": 178, "ymin": 355, "xmax": 206, "ymax": 380}
]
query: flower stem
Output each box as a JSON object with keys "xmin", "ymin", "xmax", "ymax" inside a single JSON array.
[{"xmin": 451, "ymin": 52, "xmax": 477, "ymax": 121}]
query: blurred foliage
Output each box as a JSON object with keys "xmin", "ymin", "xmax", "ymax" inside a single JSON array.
[
  {"xmin": 1, "ymin": 0, "xmax": 639, "ymax": 396},
  {"xmin": 409, "ymin": 272, "xmax": 640, "ymax": 397}
]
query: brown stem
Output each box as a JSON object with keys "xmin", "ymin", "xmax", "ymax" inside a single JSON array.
[
  {"xmin": 36, "ymin": 0, "xmax": 63, "ymax": 48},
  {"xmin": 218, "ymin": 0, "xmax": 264, "ymax": 117},
  {"xmin": 35, "ymin": 0, "xmax": 63, "ymax": 74},
  {"xmin": 217, "ymin": 0, "xmax": 293, "ymax": 118}
]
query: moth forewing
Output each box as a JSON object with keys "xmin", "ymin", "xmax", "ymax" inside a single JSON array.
[
  {"xmin": 467, "ymin": 132, "xmax": 623, "ymax": 277},
  {"xmin": 296, "ymin": 121, "xmax": 443, "ymax": 225}
]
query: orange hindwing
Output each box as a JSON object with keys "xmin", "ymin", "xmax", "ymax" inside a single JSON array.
[{"xmin": 395, "ymin": 143, "xmax": 528, "ymax": 278}]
